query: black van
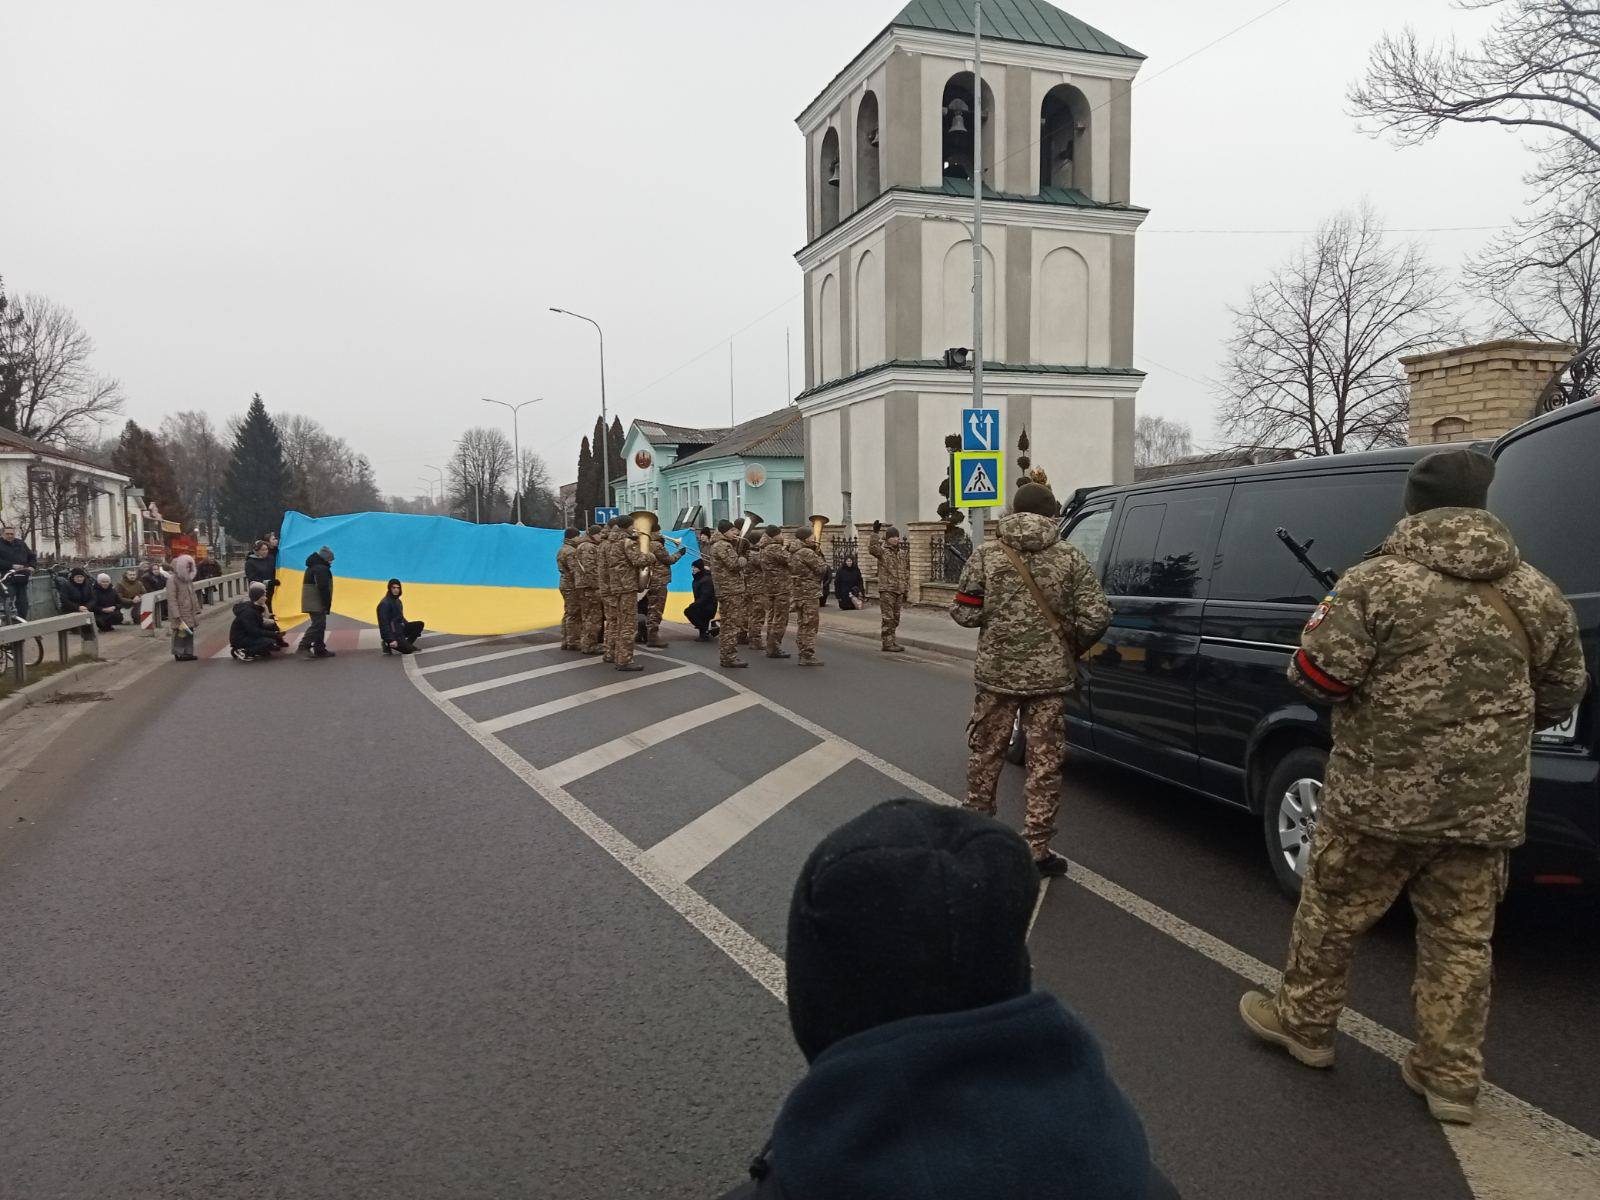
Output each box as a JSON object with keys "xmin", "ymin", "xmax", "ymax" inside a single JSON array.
[{"xmin": 1046, "ymin": 401, "xmax": 1598, "ymax": 895}]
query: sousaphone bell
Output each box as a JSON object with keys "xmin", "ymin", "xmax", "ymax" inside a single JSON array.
[{"xmin": 630, "ymin": 510, "xmax": 659, "ymax": 590}]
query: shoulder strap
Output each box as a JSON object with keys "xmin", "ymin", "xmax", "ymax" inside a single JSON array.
[
  {"xmin": 1474, "ymin": 581, "xmax": 1533, "ymax": 664},
  {"xmin": 998, "ymin": 542, "xmax": 1067, "ymax": 645}
]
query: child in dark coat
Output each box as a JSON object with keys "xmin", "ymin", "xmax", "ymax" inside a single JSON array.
[{"xmin": 376, "ymin": 579, "xmax": 424, "ymax": 654}]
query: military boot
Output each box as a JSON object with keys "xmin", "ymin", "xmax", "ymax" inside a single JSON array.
[
  {"xmin": 1238, "ymin": 991, "xmax": 1335, "ymax": 1068},
  {"xmin": 1401, "ymin": 1058, "xmax": 1476, "ymax": 1125}
]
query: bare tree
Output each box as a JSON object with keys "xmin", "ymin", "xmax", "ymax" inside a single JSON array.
[
  {"xmin": 1467, "ymin": 200, "xmax": 1600, "ymax": 349},
  {"xmin": 160, "ymin": 411, "xmax": 228, "ymax": 544},
  {"xmin": 1134, "ymin": 414, "xmax": 1194, "ymax": 468},
  {"xmin": 1216, "ymin": 206, "xmax": 1460, "ymax": 455},
  {"xmin": 1351, "ymin": 1, "xmax": 1600, "ymax": 262},
  {"xmin": 449, "ymin": 427, "xmax": 514, "ymax": 523},
  {"xmin": 28, "ymin": 466, "xmax": 94, "ymax": 562},
  {"xmin": 277, "ymin": 412, "xmax": 382, "ymax": 516},
  {"xmin": 0, "ymin": 295, "xmax": 124, "ymax": 445}
]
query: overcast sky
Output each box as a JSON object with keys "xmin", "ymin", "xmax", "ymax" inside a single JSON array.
[{"xmin": 1, "ymin": 0, "xmax": 1532, "ymax": 494}]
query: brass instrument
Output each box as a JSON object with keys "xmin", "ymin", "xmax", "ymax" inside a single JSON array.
[
  {"xmin": 735, "ymin": 510, "xmax": 764, "ymax": 551},
  {"xmin": 809, "ymin": 513, "xmax": 829, "ymax": 544},
  {"xmin": 663, "ymin": 534, "xmax": 684, "ymax": 548},
  {"xmin": 630, "ymin": 510, "xmax": 659, "ymax": 591}
]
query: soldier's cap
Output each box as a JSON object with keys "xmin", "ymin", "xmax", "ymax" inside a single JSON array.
[
  {"xmin": 1405, "ymin": 449, "xmax": 1495, "ymax": 515},
  {"xmin": 564, "ymin": 527, "xmax": 580, "ymax": 540},
  {"xmin": 884, "ymin": 525, "xmax": 902, "ymax": 539},
  {"xmin": 586, "ymin": 524, "xmax": 603, "ymax": 536},
  {"xmin": 1013, "ymin": 482, "xmax": 1060, "ymax": 518},
  {"xmin": 765, "ymin": 525, "xmax": 780, "ymax": 537},
  {"xmin": 784, "ymin": 798, "xmax": 1037, "ymax": 1063},
  {"xmin": 717, "ymin": 519, "xmax": 735, "ymax": 533}
]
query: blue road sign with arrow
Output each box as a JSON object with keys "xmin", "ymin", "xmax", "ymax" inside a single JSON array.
[{"xmin": 962, "ymin": 408, "xmax": 1001, "ymax": 453}]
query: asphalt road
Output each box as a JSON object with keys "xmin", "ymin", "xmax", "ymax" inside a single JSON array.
[{"xmin": 1, "ymin": 616, "xmax": 1596, "ymax": 1199}]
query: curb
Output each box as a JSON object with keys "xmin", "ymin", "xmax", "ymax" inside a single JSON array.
[
  {"xmin": 0, "ymin": 658, "xmax": 110, "ymax": 726},
  {"xmin": 820, "ymin": 619, "xmax": 977, "ymax": 662}
]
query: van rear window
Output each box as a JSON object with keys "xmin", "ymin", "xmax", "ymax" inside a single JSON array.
[
  {"xmin": 1211, "ymin": 473, "xmax": 1406, "ymax": 604},
  {"xmin": 1492, "ymin": 413, "xmax": 1599, "ymax": 597}
]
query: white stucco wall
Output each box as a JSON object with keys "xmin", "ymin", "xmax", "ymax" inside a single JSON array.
[
  {"xmin": 808, "ymin": 408, "xmax": 843, "ymax": 519},
  {"xmin": 1030, "ymin": 395, "xmax": 1117, "ymax": 496},
  {"xmin": 918, "ymin": 54, "xmax": 1006, "ymax": 191},
  {"xmin": 1032, "ymin": 231, "xmax": 1112, "ymax": 366},
  {"xmin": 818, "ymin": 273, "xmax": 841, "ymax": 382},
  {"xmin": 924, "ymin": 224, "xmax": 1002, "ymax": 359},
  {"xmin": 845, "ymin": 396, "xmax": 886, "ymax": 523},
  {"xmin": 854, "ymin": 248, "xmax": 886, "ymax": 369}
]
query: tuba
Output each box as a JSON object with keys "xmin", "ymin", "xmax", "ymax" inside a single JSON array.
[
  {"xmin": 631, "ymin": 510, "xmax": 659, "ymax": 591},
  {"xmin": 809, "ymin": 513, "xmax": 829, "ymax": 544},
  {"xmin": 736, "ymin": 510, "xmax": 764, "ymax": 549}
]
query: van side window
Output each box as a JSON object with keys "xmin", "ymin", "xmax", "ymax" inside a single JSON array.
[
  {"xmin": 1063, "ymin": 508, "xmax": 1113, "ymax": 572},
  {"xmin": 1211, "ymin": 474, "xmax": 1407, "ymax": 605},
  {"xmin": 1492, "ymin": 417, "xmax": 1598, "ymax": 597},
  {"xmin": 1105, "ymin": 490, "xmax": 1222, "ymax": 599}
]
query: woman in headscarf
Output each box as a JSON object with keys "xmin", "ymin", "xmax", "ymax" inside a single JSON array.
[
  {"xmin": 167, "ymin": 554, "xmax": 201, "ymax": 661},
  {"xmin": 833, "ymin": 553, "xmax": 866, "ymax": 611},
  {"xmin": 90, "ymin": 572, "xmax": 124, "ymax": 631}
]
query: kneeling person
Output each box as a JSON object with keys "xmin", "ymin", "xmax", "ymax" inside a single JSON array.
[{"xmin": 377, "ymin": 578, "xmax": 424, "ymax": 654}]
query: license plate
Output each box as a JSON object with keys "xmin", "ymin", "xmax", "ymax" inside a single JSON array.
[{"xmin": 1534, "ymin": 706, "xmax": 1580, "ymax": 745}]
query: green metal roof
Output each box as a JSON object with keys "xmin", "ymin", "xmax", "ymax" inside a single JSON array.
[
  {"xmin": 797, "ymin": 358, "xmax": 1144, "ymax": 402},
  {"xmin": 891, "ymin": 0, "xmax": 1143, "ymax": 60},
  {"xmin": 908, "ymin": 180, "xmax": 1146, "ymax": 211}
]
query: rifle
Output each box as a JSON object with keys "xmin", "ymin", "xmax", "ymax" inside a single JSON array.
[{"xmin": 1274, "ymin": 527, "xmax": 1338, "ymax": 593}]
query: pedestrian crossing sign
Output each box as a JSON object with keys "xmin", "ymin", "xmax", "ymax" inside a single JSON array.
[{"xmin": 954, "ymin": 451, "xmax": 1004, "ymax": 508}]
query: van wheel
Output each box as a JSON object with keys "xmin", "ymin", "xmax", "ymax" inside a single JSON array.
[
  {"xmin": 1005, "ymin": 714, "xmax": 1025, "ymax": 764},
  {"xmin": 1261, "ymin": 746, "xmax": 1328, "ymax": 898}
]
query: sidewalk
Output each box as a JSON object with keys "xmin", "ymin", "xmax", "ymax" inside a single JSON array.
[{"xmin": 817, "ymin": 600, "xmax": 977, "ymax": 660}]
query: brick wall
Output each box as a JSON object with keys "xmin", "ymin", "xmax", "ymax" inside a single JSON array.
[{"xmin": 1401, "ymin": 340, "xmax": 1573, "ymax": 446}]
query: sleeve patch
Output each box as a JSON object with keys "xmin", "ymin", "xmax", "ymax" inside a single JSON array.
[
  {"xmin": 954, "ymin": 592, "xmax": 984, "ymax": 607},
  {"xmin": 1304, "ymin": 591, "xmax": 1337, "ymax": 633}
]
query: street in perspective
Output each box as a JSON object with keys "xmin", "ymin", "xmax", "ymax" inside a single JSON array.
[{"xmin": 2, "ymin": 1, "xmax": 1598, "ymax": 1198}]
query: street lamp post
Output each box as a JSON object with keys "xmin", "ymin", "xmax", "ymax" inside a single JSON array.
[
  {"xmin": 549, "ymin": 307, "xmax": 610, "ymax": 509},
  {"xmin": 481, "ymin": 398, "xmax": 542, "ymax": 525}
]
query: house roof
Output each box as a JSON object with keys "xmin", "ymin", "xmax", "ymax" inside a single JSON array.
[
  {"xmin": 891, "ymin": 0, "xmax": 1143, "ymax": 60},
  {"xmin": 632, "ymin": 419, "xmax": 731, "ymax": 447},
  {"xmin": 1133, "ymin": 448, "xmax": 1298, "ymax": 483},
  {"xmin": 668, "ymin": 408, "xmax": 805, "ymax": 470},
  {"xmin": 0, "ymin": 426, "xmax": 130, "ymax": 480}
]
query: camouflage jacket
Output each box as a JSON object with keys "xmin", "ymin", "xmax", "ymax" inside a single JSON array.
[
  {"xmin": 649, "ymin": 537, "xmax": 685, "ymax": 588},
  {"xmin": 950, "ymin": 513, "xmax": 1112, "ymax": 697},
  {"xmin": 789, "ymin": 540, "xmax": 830, "ymax": 590},
  {"xmin": 556, "ymin": 541, "xmax": 577, "ymax": 590},
  {"xmin": 759, "ymin": 538, "xmax": 793, "ymax": 595},
  {"xmin": 572, "ymin": 537, "xmax": 599, "ymax": 590},
  {"xmin": 706, "ymin": 531, "xmax": 753, "ymax": 596},
  {"xmin": 1288, "ymin": 508, "xmax": 1588, "ymax": 848},
  {"xmin": 868, "ymin": 532, "xmax": 909, "ymax": 595},
  {"xmin": 600, "ymin": 529, "xmax": 653, "ymax": 596}
]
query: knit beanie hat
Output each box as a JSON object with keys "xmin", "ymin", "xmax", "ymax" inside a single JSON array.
[
  {"xmin": 1013, "ymin": 482, "xmax": 1060, "ymax": 518},
  {"xmin": 248, "ymin": 581, "xmax": 266, "ymax": 599},
  {"xmin": 318, "ymin": 545, "xmax": 335, "ymax": 562},
  {"xmin": 1405, "ymin": 449, "xmax": 1495, "ymax": 515},
  {"xmin": 784, "ymin": 799, "xmax": 1038, "ymax": 1063}
]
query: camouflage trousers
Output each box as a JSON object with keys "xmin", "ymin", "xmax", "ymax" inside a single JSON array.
[
  {"xmin": 1273, "ymin": 819, "xmax": 1508, "ymax": 1102},
  {"xmin": 605, "ymin": 591, "xmax": 637, "ymax": 667},
  {"xmin": 880, "ymin": 590, "xmax": 904, "ymax": 649},
  {"xmin": 718, "ymin": 593, "xmax": 747, "ymax": 665},
  {"xmin": 749, "ymin": 592, "xmax": 767, "ymax": 638},
  {"xmin": 963, "ymin": 689, "xmax": 1067, "ymax": 857},
  {"xmin": 645, "ymin": 585, "xmax": 668, "ymax": 643},
  {"xmin": 576, "ymin": 589, "xmax": 602, "ymax": 652},
  {"xmin": 793, "ymin": 595, "xmax": 819, "ymax": 662},
  {"xmin": 559, "ymin": 584, "xmax": 579, "ymax": 649},
  {"xmin": 765, "ymin": 589, "xmax": 791, "ymax": 654}
]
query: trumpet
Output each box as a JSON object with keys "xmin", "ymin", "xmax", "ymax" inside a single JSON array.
[{"xmin": 663, "ymin": 534, "xmax": 684, "ymax": 548}]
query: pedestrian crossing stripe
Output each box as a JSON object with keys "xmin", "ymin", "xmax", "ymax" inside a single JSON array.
[{"xmin": 954, "ymin": 451, "xmax": 1004, "ymax": 508}]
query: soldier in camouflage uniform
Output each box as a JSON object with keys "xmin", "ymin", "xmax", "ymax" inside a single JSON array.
[
  {"xmin": 1240, "ymin": 450, "xmax": 1587, "ymax": 1125},
  {"xmin": 706, "ymin": 519, "xmax": 752, "ymax": 669},
  {"xmin": 556, "ymin": 528, "xmax": 581, "ymax": 650},
  {"xmin": 573, "ymin": 526, "xmax": 604, "ymax": 654},
  {"xmin": 868, "ymin": 522, "xmax": 909, "ymax": 652},
  {"xmin": 595, "ymin": 522, "xmax": 616, "ymax": 661},
  {"xmin": 600, "ymin": 518, "xmax": 654, "ymax": 672},
  {"xmin": 644, "ymin": 531, "xmax": 686, "ymax": 649},
  {"xmin": 951, "ymin": 483, "xmax": 1112, "ymax": 876},
  {"xmin": 789, "ymin": 527, "xmax": 831, "ymax": 666},
  {"xmin": 746, "ymin": 531, "xmax": 767, "ymax": 645},
  {"xmin": 759, "ymin": 525, "xmax": 794, "ymax": 658}
]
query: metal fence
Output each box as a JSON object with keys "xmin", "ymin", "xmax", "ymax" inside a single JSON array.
[
  {"xmin": 929, "ymin": 530, "xmax": 972, "ymax": 584},
  {"xmin": 827, "ymin": 534, "xmax": 859, "ymax": 568}
]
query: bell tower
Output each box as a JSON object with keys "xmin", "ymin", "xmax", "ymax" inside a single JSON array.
[{"xmin": 796, "ymin": 0, "xmax": 1147, "ymax": 527}]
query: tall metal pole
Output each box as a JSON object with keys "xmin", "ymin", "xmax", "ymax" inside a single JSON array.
[
  {"xmin": 550, "ymin": 308, "xmax": 609, "ymax": 508},
  {"xmin": 729, "ymin": 342, "xmax": 736, "ymax": 425},
  {"xmin": 482, "ymin": 399, "xmax": 542, "ymax": 525},
  {"xmin": 971, "ymin": 0, "xmax": 987, "ymax": 539}
]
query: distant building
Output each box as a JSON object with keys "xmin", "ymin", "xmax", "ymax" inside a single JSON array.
[
  {"xmin": 795, "ymin": 0, "xmax": 1145, "ymax": 528},
  {"xmin": 660, "ymin": 408, "xmax": 807, "ymax": 528},
  {"xmin": 615, "ymin": 420, "xmax": 730, "ymax": 515},
  {"xmin": 0, "ymin": 426, "xmax": 142, "ymax": 559}
]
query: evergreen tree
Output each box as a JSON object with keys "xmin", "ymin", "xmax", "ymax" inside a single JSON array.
[
  {"xmin": 607, "ymin": 415, "xmax": 626, "ymax": 496},
  {"xmin": 219, "ymin": 394, "xmax": 292, "ymax": 541},
  {"xmin": 576, "ymin": 436, "xmax": 595, "ymax": 517},
  {"xmin": 112, "ymin": 419, "xmax": 190, "ymax": 526},
  {"xmin": 0, "ymin": 276, "xmax": 23, "ymax": 432}
]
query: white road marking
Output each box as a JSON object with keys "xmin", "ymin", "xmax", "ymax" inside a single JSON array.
[
  {"xmin": 403, "ymin": 653, "xmax": 786, "ymax": 1000},
  {"xmin": 415, "ymin": 642, "xmax": 561, "ymax": 676},
  {"xmin": 644, "ymin": 740, "xmax": 856, "ymax": 883},
  {"xmin": 544, "ymin": 693, "xmax": 761, "ymax": 787},
  {"xmin": 438, "ymin": 655, "xmax": 605, "ymax": 700},
  {"xmin": 414, "ymin": 634, "xmax": 514, "ymax": 656},
  {"xmin": 477, "ymin": 665, "xmax": 698, "ymax": 734}
]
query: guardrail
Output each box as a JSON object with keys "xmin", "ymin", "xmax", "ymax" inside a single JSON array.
[
  {"xmin": 140, "ymin": 571, "xmax": 249, "ymax": 636},
  {"xmin": 1, "ymin": 611, "xmax": 99, "ymax": 687}
]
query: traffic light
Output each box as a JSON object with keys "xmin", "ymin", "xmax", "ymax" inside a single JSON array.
[{"xmin": 942, "ymin": 347, "xmax": 972, "ymax": 369}]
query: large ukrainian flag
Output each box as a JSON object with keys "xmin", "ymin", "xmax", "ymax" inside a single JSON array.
[{"xmin": 274, "ymin": 511, "xmax": 700, "ymax": 635}]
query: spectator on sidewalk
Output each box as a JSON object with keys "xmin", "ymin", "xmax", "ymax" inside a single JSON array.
[
  {"xmin": 685, "ymin": 559, "xmax": 717, "ymax": 641},
  {"xmin": 0, "ymin": 524, "xmax": 37, "ymax": 619},
  {"xmin": 56, "ymin": 567, "xmax": 97, "ymax": 641},
  {"xmin": 833, "ymin": 553, "xmax": 865, "ymax": 611},
  {"xmin": 137, "ymin": 561, "xmax": 165, "ymax": 593},
  {"xmin": 299, "ymin": 546, "xmax": 335, "ymax": 658},
  {"xmin": 196, "ymin": 553, "xmax": 222, "ymax": 581},
  {"xmin": 376, "ymin": 578, "xmax": 424, "ymax": 655},
  {"xmin": 718, "ymin": 799, "xmax": 1178, "ymax": 1200},
  {"xmin": 167, "ymin": 554, "xmax": 201, "ymax": 661},
  {"xmin": 244, "ymin": 540, "xmax": 276, "ymax": 608},
  {"xmin": 90, "ymin": 573, "xmax": 124, "ymax": 631},
  {"xmin": 115, "ymin": 568, "xmax": 144, "ymax": 621}
]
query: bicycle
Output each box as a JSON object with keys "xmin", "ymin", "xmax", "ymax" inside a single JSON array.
[{"xmin": 1, "ymin": 567, "xmax": 46, "ymax": 674}]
